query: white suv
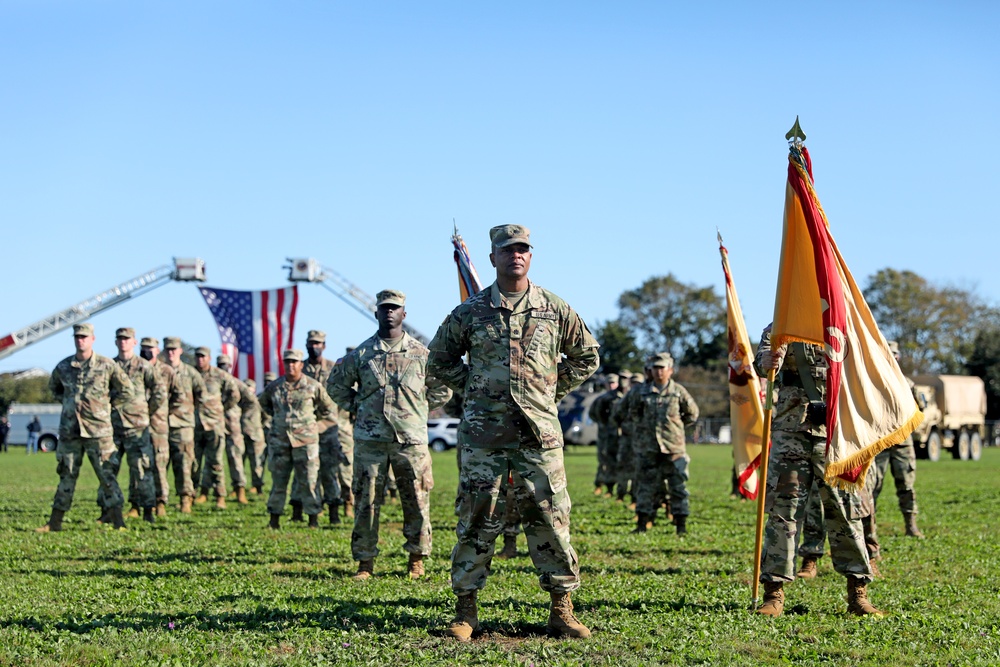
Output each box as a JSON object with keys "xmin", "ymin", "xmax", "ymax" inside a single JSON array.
[{"xmin": 427, "ymin": 418, "xmax": 460, "ymax": 452}]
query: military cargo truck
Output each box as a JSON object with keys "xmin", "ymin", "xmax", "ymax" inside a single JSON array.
[{"xmin": 911, "ymin": 375, "xmax": 987, "ymax": 461}]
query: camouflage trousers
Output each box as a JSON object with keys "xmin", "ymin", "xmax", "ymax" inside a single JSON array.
[
  {"xmin": 760, "ymin": 430, "xmax": 872, "ymax": 583},
  {"xmin": 150, "ymin": 429, "xmax": 170, "ymax": 504},
  {"xmin": 352, "ymin": 439, "xmax": 433, "ymax": 561},
  {"xmin": 797, "ymin": 466, "xmax": 880, "ymax": 560},
  {"xmin": 455, "ymin": 445, "xmax": 521, "ymax": 536},
  {"xmin": 452, "ymin": 445, "xmax": 579, "ymax": 595},
  {"xmin": 873, "ymin": 441, "xmax": 918, "ymax": 516},
  {"xmin": 99, "ymin": 428, "xmax": 156, "ymax": 510},
  {"xmin": 194, "ymin": 428, "xmax": 226, "ymax": 497},
  {"xmin": 635, "ymin": 450, "xmax": 689, "ymax": 519},
  {"xmin": 168, "ymin": 427, "xmax": 195, "ymax": 498},
  {"xmin": 593, "ymin": 430, "xmax": 619, "ymax": 487},
  {"xmin": 225, "ymin": 432, "xmax": 247, "ymax": 490},
  {"xmin": 615, "ymin": 434, "xmax": 635, "ymax": 499},
  {"xmin": 51, "ymin": 436, "xmax": 123, "ymax": 513},
  {"xmin": 267, "ymin": 440, "xmax": 321, "ymax": 516},
  {"xmin": 318, "ymin": 432, "xmax": 341, "ymax": 506},
  {"xmin": 243, "ymin": 433, "xmax": 266, "ymax": 490},
  {"xmin": 339, "ymin": 433, "xmax": 355, "ymax": 505}
]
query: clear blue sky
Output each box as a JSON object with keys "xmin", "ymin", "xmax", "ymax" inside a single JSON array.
[{"xmin": 2, "ymin": 2, "xmax": 997, "ymax": 373}]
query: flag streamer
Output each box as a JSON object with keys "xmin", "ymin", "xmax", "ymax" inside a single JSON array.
[{"xmin": 452, "ymin": 225, "xmax": 484, "ymax": 302}]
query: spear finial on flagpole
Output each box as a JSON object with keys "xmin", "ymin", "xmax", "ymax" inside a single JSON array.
[
  {"xmin": 786, "ymin": 116, "xmax": 806, "ymax": 146},
  {"xmin": 717, "ymin": 228, "xmax": 724, "ymax": 246}
]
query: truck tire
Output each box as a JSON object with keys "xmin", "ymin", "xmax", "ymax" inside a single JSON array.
[
  {"xmin": 430, "ymin": 439, "xmax": 449, "ymax": 453},
  {"xmin": 953, "ymin": 431, "xmax": 971, "ymax": 460},
  {"xmin": 926, "ymin": 431, "xmax": 942, "ymax": 462},
  {"xmin": 969, "ymin": 432, "xmax": 983, "ymax": 461},
  {"xmin": 38, "ymin": 435, "xmax": 58, "ymax": 453}
]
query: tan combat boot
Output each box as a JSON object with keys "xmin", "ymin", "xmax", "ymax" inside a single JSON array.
[
  {"xmin": 36, "ymin": 508, "xmax": 66, "ymax": 533},
  {"xmin": 408, "ymin": 554, "xmax": 425, "ymax": 579},
  {"xmin": 847, "ymin": 577, "xmax": 884, "ymax": 616},
  {"xmin": 904, "ymin": 513, "xmax": 925, "ymax": 539},
  {"xmin": 755, "ymin": 581, "xmax": 784, "ymax": 617},
  {"xmin": 869, "ymin": 557, "xmax": 881, "ymax": 579},
  {"xmin": 194, "ymin": 489, "xmax": 209, "ymax": 505},
  {"xmin": 344, "ymin": 500, "xmax": 355, "ymax": 519},
  {"xmin": 353, "ymin": 560, "xmax": 374, "ymax": 581},
  {"xmin": 216, "ymin": 496, "xmax": 226, "ymax": 510},
  {"xmin": 444, "ymin": 592, "xmax": 479, "ymax": 642},
  {"xmin": 496, "ymin": 535, "xmax": 518, "ymax": 559},
  {"xmin": 237, "ymin": 487, "xmax": 249, "ymax": 505},
  {"xmin": 156, "ymin": 501, "xmax": 167, "ymax": 517},
  {"xmin": 796, "ymin": 555, "xmax": 819, "ymax": 579},
  {"xmin": 126, "ymin": 503, "xmax": 140, "ymax": 519},
  {"xmin": 547, "ymin": 591, "xmax": 591, "ymax": 639},
  {"xmin": 180, "ymin": 495, "xmax": 193, "ymax": 514},
  {"xmin": 593, "ymin": 486, "xmax": 604, "ymax": 496}
]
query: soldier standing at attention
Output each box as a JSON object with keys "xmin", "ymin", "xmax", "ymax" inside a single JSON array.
[
  {"xmin": 628, "ymin": 352, "xmax": 699, "ymax": 536},
  {"xmin": 588, "ymin": 373, "xmax": 623, "ymax": 497},
  {"xmin": 754, "ymin": 324, "xmax": 882, "ymax": 617},
  {"xmin": 612, "ymin": 371, "xmax": 644, "ymax": 507},
  {"xmin": 193, "ymin": 347, "xmax": 239, "ymax": 509},
  {"xmin": 428, "ymin": 225, "xmax": 600, "ymax": 641},
  {"xmin": 302, "ymin": 330, "xmax": 343, "ymax": 524},
  {"xmin": 216, "ymin": 354, "xmax": 250, "ymax": 505},
  {"xmin": 164, "ymin": 337, "xmax": 207, "ymax": 514},
  {"xmin": 37, "ymin": 323, "xmax": 136, "ymax": 532},
  {"xmin": 140, "ymin": 337, "xmax": 173, "ymax": 516},
  {"xmin": 260, "ymin": 349, "xmax": 337, "ymax": 529},
  {"xmin": 334, "ymin": 348, "xmax": 357, "ymax": 520},
  {"xmin": 240, "ymin": 378, "xmax": 267, "ymax": 495},
  {"xmin": 327, "ymin": 290, "xmax": 452, "ymax": 580}
]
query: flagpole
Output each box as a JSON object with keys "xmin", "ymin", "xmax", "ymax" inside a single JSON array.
[{"xmin": 750, "ymin": 369, "xmax": 775, "ymax": 607}]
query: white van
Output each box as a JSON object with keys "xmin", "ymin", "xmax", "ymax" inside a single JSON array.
[{"xmin": 6, "ymin": 403, "xmax": 61, "ymax": 452}]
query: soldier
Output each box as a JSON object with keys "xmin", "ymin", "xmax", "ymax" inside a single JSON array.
[
  {"xmin": 754, "ymin": 324, "xmax": 882, "ymax": 617},
  {"xmin": 302, "ymin": 330, "xmax": 343, "ymax": 524},
  {"xmin": 192, "ymin": 347, "xmax": 239, "ymax": 509},
  {"xmin": 259, "ymin": 349, "xmax": 337, "ymax": 529},
  {"xmin": 589, "ymin": 373, "xmax": 623, "ymax": 497},
  {"xmin": 334, "ymin": 347, "xmax": 357, "ymax": 520},
  {"xmin": 99, "ymin": 327, "xmax": 163, "ymax": 523},
  {"xmin": 613, "ymin": 371, "xmax": 644, "ymax": 506},
  {"xmin": 328, "ymin": 289, "xmax": 452, "ymax": 580},
  {"xmin": 627, "ymin": 352, "xmax": 699, "ymax": 536},
  {"xmin": 140, "ymin": 337, "xmax": 173, "ymax": 516},
  {"xmin": 872, "ymin": 341, "xmax": 925, "ymax": 538},
  {"xmin": 429, "ymin": 225, "xmax": 600, "ymax": 641},
  {"xmin": 164, "ymin": 337, "xmax": 207, "ymax": 514},
  {"xmin": 216, "ymin": 354, "xmax": 250, "ymax": 505},
  {"xmin": 37, "ymin": 323, "xmax": 135, "ymax": 532},
  {"xmin": 240, "ymin": 378, "xmax": 267, "ymax": 494}
]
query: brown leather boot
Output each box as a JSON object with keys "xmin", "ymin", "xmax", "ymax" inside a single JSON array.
[
  {"xmin": 847, "ymin": 577, "xmax": 884, "ymax": 616},
  {"xmin": 547, "ymin": 591, "xmax": 591, "ymax": 638},
  {"xmin": 180, "ymin": 495, "xmax": 193, "ymax": 514},
  {"xmin": 227, "ymin": 491, "xmax": 237, "ymax": 500},
  {"xmin": 756, "ymin": 581, "xmax": 784, "ymax": 617},
  {"xmin": 593, "ymin": 486, "xmax": 604, "ymax": 496},
  {"xmin": 329, "ymin": 503, "xmax": 341, "ymax": 525},
  {"xmin": 408, "ymin": 553, "xmax": 425, "ymax": 579},
  {"xmin": 290, "ymin": 501, "xmax": 304, "ymax": 522},
  {"xmin": 126, "ymin": 503, "xmax": 140, "ymax": 519},
  {"xmin": 353, "ymin": 559, "xmax": 374, "ymax": 581},
  {"xmin": 496, "ymin": 534, "xmax": 518, "ymax": 559},
  {"xmin": 36, "ymin": 508, "xmax": 65, "ymax": 533},
  {"xmin": 194, "ymin": 489, "xmax": 209, "ymax": 504},
  {"xmin": 344, "ymin": 500, "xmax": 355, "ymax": 518},
  {"xmin": 156, "ymin": 501, "xmax": 167, "ymax": 517},
  {"xmin": 110, "ymin": 506, "xmax": 127, "ymax": 530},
  {"xmin": 796, "ymin": 555, "xmax": 820, "ymax": 579},
  {"xmin": 143, "ymin": 507, "xmax": 155, "ymax": 524},
  {"xmin": 904, "ymin": 513, "xmax": 925, "ymax": 539},
  {"xmin": 268, "ymin": 513, "xmax": 280, "ymax": 530},
  {"xmin": 237, "ymin": 487, "xmax": 249, "ymax": 505},
  {"xmin": 444, "ymin": 592, "xmax": 479, "ymax": 642},
  {"xmin": 216, "ymin": 496, "xmax": 226, "ymax": 510},
  {"xmin": 869, "ymin": 557, "xmax": 881, "ymax": 579},
  {"xmin": 308, "ymin": 514, "xmax": 319, "ymax": 529}
]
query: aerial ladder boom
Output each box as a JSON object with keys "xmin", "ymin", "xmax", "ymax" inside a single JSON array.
[
  {"xmin": 0, "ymin": 258, "xmax": 206, "ymax": 361},
  {"xmin": 285, "ymin": 258, "xmax": 430, "ymax": 344}
]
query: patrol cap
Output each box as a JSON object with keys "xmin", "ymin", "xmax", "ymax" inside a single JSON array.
[
  {"xmin": 115, "ymin": 327, "xmax": 135, "ymax": 339},
  {"xmin": 619, "ymin": 370, "xmax": 634, "ymax": 379},
  {"xmin": 651, "ymin": 352, "xmax": 674, "ymax": 369},
  {"xmin": 264, "ymin": 372, "xmax": 277, "ymax": 383},
  {"xmin": 607, "ymin": 373, "xmax": 620, "ymax": 383},
  {"xmin": 283, "ymin": 349, "xmax": 304, "ymax": 362},
  {"xmin": 217, "ymin": 354, "xmax": 231, "ymax": 365},
  {"xmin": 633, "ymin": 373, "xmax": 646, "ymax": 383},
  {"xmin": 376, "ymin": 289, "xmax": 406, "ymax": 307},
  {"xmin": 140, "ymin": 337, "xmax": 159, "ymax": 348},
  {"xmin": 194, "ymin": 346, "xmax": 211, "ymax": 357},
  {"xmin": 307, "ymin": 330, "xmax": 326, "ymax": 343},
  {"xmin": 888, "ymin": 340, "xmax": 900, "ymax": 356},
  {"xmin": 245, "ymin": 379, "xmax": 257, "ymax": 391},
  {"xmin": 163, "ymin": 336, "xmax": 183, "ymax": 350},
  {"xmin": 73, "ymin": 323, "xmax": 94, "ymax": 337},
  {"xmin": 489, "ymin": 224, "xmax": 532, "ymax": 249}
]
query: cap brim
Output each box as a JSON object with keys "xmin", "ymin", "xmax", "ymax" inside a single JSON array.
[
  {"xmin": 376, "ymin": 299, "xmax": 405, "ymax": 307},
  {"xmin": 493, "ymin": 238, "xmax": 532, "ymax": 248}
]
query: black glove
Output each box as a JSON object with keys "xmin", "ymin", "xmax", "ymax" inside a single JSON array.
[{"xmin": 806, "ymin": 401, "xmax": 827, "ymax": 426}]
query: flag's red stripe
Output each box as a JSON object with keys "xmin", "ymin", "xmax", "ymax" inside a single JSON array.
[
  {"xmin": 285, "ymin": 286, "xmax": 299, "ymax": 375},
  {"xmin": 275, "ymin": 289, "xmax": 285, "ymax": 377},
  {"xmin": 261, "ymin": 290, "xmax": 271, "ymax": 376},
  {"xmin": 737, "ymin": 453, "xmax": 762, "ymax": 500}
]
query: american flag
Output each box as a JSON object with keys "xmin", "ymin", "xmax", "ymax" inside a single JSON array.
[{"xmin": 199, "ymin": 286, "xmax": 299, "ymax": 386}]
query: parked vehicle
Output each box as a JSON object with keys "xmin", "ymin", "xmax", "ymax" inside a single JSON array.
[
  {"xmin": 559, "ymin": 390, "xmax": 600, "ymax": 446},
  {"xmin": 911, "ymin": 375, "xmax": 987, "ymax": 461},
  {"xmin": 5, "ymin": 403, "xmax": 61, "ymax": 452},
  {"xmin": 427, "ymin": 418, "xmax": 460, "ymax": 452}
]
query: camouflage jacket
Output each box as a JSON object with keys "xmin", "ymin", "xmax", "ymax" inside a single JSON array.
[
  {"xmin": 195, "ymin": 366, "xmax": 240, "ymax": 434},
  {"xmin": 259, "ymin": 374, "xmax": 337, "ymax": 447},
  {"xmin": 49, "ymin": 352, "xmax": 136, "ymax": 439},
  {"xmin": 112, "ymin": 354, "xmax": 166, "ymax": 434},
  {"xmin": 304, "ymin": 357, "xmax": 339, "ymax": 444},
  {"xmin": 627, "ymin": 379, "xmax": 699, "ymax": 455},
  {"xmin": 219, "ymin": 370, "xmax": 246, "ymax": 438},
  {"xmin": 147, "ymin": 359, "xmax": 175, "ymax": 433},
  {"xmin": 428, "ymin": 280, "xmax": 600, "ymax": 449},
  {"xmin": 612, "ymin": 382, "xmax": 645, "ymax": 439},
  {"xmin": 754, "ymin": 325, "xmax": 827, "ymax": 437},
  {"xmin": 166, "ymin": 361, "xmax": 207, "ymax": 430},
  {"xmin": 589, "ymin": 387, "xmax": 624, "ymax": 437},
  {"xmin": 328, "ymin": 332, "xmax": 451, "ymax": 445},
  {"xmin": 237, "ymin": 381, "xmax": 265, "ymax": 441}
]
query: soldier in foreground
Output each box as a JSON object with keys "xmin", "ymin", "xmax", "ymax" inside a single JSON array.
[
  {"xmin": 302, "ymin": 330, "xmax": 343, "ymax": 523},
  {"xmin": 193, "ymin": 347, "xmax": 239, "ymax": 509},
  {"xmin": 260, "ymin": 349, "xmax": 337, "ymax": 529},
  {"xmin": 38, "ymin": 323, "xmax": 135, "ymax": 532},
  {"xmin": 428, "ymin": 225, "xmax": 600, "ymax": 641},
  {"xmin": 754, "ymin": 325, "xmax": 882, "ymax": 617},
  {"xmin": 588, "ymin": 374, "xmax": 622, "ymax": 497},
  {"xmin": 140, "ymin": 337, "xmax": 174, "ymax": 516},
  {"xmin": 327, "ymin": 290, "xmax": 452, "ymax": 580},
  {"xmin": 216, "ymin": 354, "xmax": 250, "ymax": 505},
  {"xmin": 164, "ymin": 337, "xmax": 207, "ymax": 514}
]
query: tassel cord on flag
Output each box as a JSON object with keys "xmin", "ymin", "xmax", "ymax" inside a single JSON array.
[{"xmin": 750, "ymin": 368, "xmax": 776, "ymax": 608}]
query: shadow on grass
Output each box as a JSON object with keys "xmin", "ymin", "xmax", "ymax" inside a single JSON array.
[{"xmin": 15, "ymin": 568, "xmax": 188, "ymax": 580}]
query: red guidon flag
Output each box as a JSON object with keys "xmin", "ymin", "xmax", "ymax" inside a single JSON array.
[
  {"xmin": 770, "ymin": 143, "xmax": 922, "ymax": 489},
  {"xmin": 720, "ymin": 234, "xmax": 765, "ymax": 499}
]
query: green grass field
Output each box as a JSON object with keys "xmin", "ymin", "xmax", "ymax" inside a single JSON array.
[{"xmin": 1, "ymin": 444, "xmax": 998, "ymax": 666}]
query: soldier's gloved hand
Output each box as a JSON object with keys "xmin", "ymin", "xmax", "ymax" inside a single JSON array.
[
  {"xmin": 806, "ymin": 401, "xmax": 827, "ymax": 426},
  {"xmin": 759, "ymin": 345, "xmax": 786, "ymax": 370}
]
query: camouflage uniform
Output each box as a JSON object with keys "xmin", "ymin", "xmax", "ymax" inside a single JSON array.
[
  {"xmin": 48, "ymin": 351, "xmax": 135, "ymax": 512},
  {"xmin": 327, "ymin": 331, "xmax": 452, "ymax": 561},
  {"xmin": 612, "ymin": 380, "xmax": 644, "ymax": 501},
  {"xmin": 221, "ymin": 371, "xmax": 249, "ymax": 492},
  {"xmin": 872, "ymin": 376, "xmax": 920, "ymax": 519},
  {"xmin": 194, "ymin": 364, "xmax": 239, "ymax": 498},
  {"xmin": 239, "ymin": 379, "xmax": 267, "ymax": 491},
  {"xmin": 148, "ymin": 357, "xmax": 174, "ymax": 505},
  {"xmin": 333, "ymin": 402, "xmax": 355, "ymax": 507},
  {"xmin": 755, "ymin": 328, "xmax": 873, "ymax": 583},
  {"xmin": 303, "ymin": 356, "xmax": 342, "ymax": 508},
  {"xmin": 588, "ymin": 384, "xmax": 623, "ymax": 491},
  {"xmin": 798, "ymin": 467, "xmax": 880, "ymax": 562},
  {"xmin": 166, "ymin": 357, "xmax": 207, "ymax": 500},
  {"xmin": 428, "ymin": 280, "xmax": 600, "ymax": 595},
  {"xmin": 259, "ymin": 372, "xmax": 338, "ymax": 517}
]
